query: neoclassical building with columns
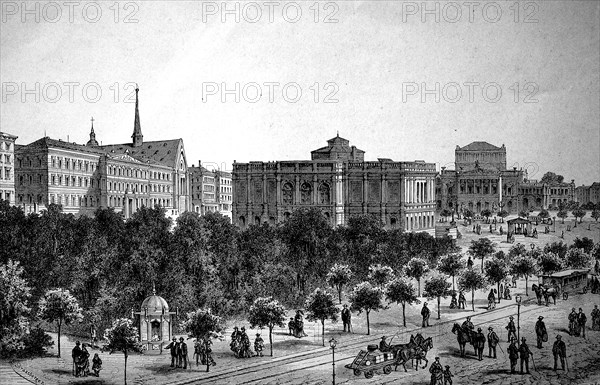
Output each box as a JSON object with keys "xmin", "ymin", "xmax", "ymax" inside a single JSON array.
[{"xmin": 232, "ymin": 135, "xmax": 437, "ymax": 232}]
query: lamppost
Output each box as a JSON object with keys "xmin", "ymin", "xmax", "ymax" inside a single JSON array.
[
  {"xmin": 553, "ymin": 216, "xmax": 556, "ymax": 232},
  {"xmin": 515, "ymin": 295, "xmax": 522, "ymax": 342},
  {"xmin": 329, "ymin": 337, "xmax": 337, "ymax": 385}
]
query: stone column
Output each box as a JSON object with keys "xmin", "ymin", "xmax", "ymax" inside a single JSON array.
[{"xmin": 362, "ymin": 173, "xmax": 368, "ymax": 214}]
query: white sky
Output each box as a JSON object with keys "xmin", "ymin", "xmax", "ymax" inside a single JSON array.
[{"xmin": 1, "ymin": 1, "xmax": 599, "ymax": 184}]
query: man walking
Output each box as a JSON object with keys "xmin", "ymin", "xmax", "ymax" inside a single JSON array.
[
  {"xmin": 341, "ymin": 304, "xmax": 351, "ymax": 332},
  {"xmin": 458, "ymin": 291, "xmax": 467, "ymax": 309},
  {"xmin": 422, "ymin": 302, "xmax": 431, "ymax": 327},
  {"xmin": 568, "ymin": 308, "xmax": 577, "ymax": 335},
  {"xmin": 506, "ymin": 316, "xmax": 517, "ymax": 342},
  {"xmin": 474, "ymin": 328, "xmax": 486, "ymax": 361},
  {"xmin": 552, "ymin": 335, "xmax": 567, "ymax": 371},
  {"xmin": 508, "ymin": 338, "xmax": 519, "ymax": 374},
  {"xmin": 487, "ymin": 326, "xmax": 499, "ymax": 358},
  {"xmin": 578, "ymin": 308, "xmax": 587, "ymax": 338},
  {"xmin": 518, "ymin": 337, "xmax": 533, "ymax": 374},
  {"xmin": 535, "ymin": 316, "xmax": 547, "ymax": 348}
]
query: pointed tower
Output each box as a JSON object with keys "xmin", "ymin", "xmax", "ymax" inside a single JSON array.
[
  {"xmin": 86, "ymin": 117, "xmax": 99, "ymax": 146},
  {"xmin": 132, "ymin": 85, "xmax": 143, "ymax": 147}
]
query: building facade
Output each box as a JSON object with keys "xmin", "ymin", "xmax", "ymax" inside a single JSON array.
[
  {"xmin": 0, "ymin": 132, "xmax": 18, "ymax": 205},
  {"xmin": 232, "ymin": 135, "xmax": 437, "ymax": 232},
  {"xmin": 189, "ymin": 163, "xmax": 232, "ymax": 220},
  {"xmin": 576, "ymin": 183, "xmax": 600, "ymax": 205},
  {"xmin": 14, "ymin": 88, "xmax": 191, "ymax": 217},
  {"xmin": 437, "ymin": 141, "xmax": 576, "ymax": 215}
]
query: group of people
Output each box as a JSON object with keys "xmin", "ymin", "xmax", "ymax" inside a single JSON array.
[
  {"xmin": 449, "ymin": 291, "xmax": 467, "ymax": 309},
  {"xmin": 429, "ymin": 357, "xmax": 453, "ymax": 385},
  {"xmin": 71, "ymin": 341, "xmax": 102, "ymax": 377},
  {"xmin": 193, "ymin": 337, "xmax": 216, "ymax": 367},
  {"xmin": 568, "ymin": 307, "xmax": 589, "ymax": 337},
  {"xmin": 165, "ymin": 337, "xmax": 189, "ymax": 369},
  {"xmin": 230, "ymin": 326, "xmax": 265, "ymax": 358},
  {"xmin": 288, "ymin": 310, "xmax": 308, "ymax": 338}
]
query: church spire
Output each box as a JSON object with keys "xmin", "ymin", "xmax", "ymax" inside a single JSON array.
[
  {"xmin": 132, "ymin": 85, "xmax": 143, "ymax": 147},
  {"xmin": 86, "ymin": 117, "xmax": 98, "ymax": 146}
]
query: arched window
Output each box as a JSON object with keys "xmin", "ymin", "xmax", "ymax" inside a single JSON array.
[{"xmin": 282, "ymin": 182, "xmax": 294, "ymax": 205}]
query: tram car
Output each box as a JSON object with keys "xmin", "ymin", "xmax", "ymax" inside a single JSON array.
[
  {"xmin": 344, "ymin": 344, "xmax": 396, "ymax": 379},
  {"xmin": 539, "ymin": 269, "xmax": 591, "ymax": 300}
]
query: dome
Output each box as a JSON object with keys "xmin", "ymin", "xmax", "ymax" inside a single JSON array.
[{"xmin": 140, "ymin": 286, "xmax": 169, "ymax": 313}]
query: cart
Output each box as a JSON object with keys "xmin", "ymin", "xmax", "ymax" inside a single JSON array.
[
  {"xmin": 344, "ymin": 345, "xmax": 396, "ymax": 379},
  {"xmin": 539, "ymin": 269, "xmax": 590, "ymax": 300}
]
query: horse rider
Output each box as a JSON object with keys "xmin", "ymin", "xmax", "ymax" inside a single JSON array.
[
  {"xmin": 461, "ymin": 316, "xmax": 474, "ymax": 334},
  {"xmin": 506, "ymin": 316, "xmax": 517, "ymax": 342},
  {"xmin": 552, "ymin": 335, "xmax": 567, "ymax": 371},
  {"xmin": 535, "ymin": 316, "xmax": 547, "ymax": 348},
  {"xmin": 487, "ymin": 326, "xmax": 499, "ymax": 358},
  {"xmin": 379, "ymin": 336, "xmax": 391, "ymax": 352},
  {"xmin": 508, "ymin": 338, "xmax": 519, "ymax": 374},
  {"xmin": 519, "ymin": 337, "xmax": 533, "ymax": 375}
]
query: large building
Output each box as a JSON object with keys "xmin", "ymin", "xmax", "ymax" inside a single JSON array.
[
  {"xmin": 437, "ymin": 141, "xmax": 576, "ymax": 215},
  {"xmin": 0, "ymin": 132, "xmax": 18, "ymax": 205},
  {"xmin": 189, "ymin": 163, "xmax": 233, "ymax": 220},
  {"xmin": 14, "ymin": 87, "xmax": 191, "ymax": 217},
  {"xmin": 232, "ymin": 135, "xmax": 437, "ymax": 232},
  {"xmin": 576, "ymin": 183, "xmax": 600, "ymax": 205}
]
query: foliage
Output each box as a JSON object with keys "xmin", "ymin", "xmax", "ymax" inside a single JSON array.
[
  {"xmin": 326, "ymin": 264, "xmax": 353, "ymax": 304},
  {"xmin": 592, "ymin": 243, "xmax": 600, "ymax": 261},
  {"xmin": 540, "ymin": 172, "xmax": 564, "ymax": 184},
  {"xmin": 480, "ymin": 209, "xmax": 492, "ymax": 218},
  {"xmin": 349, "ymin": 282, "xmax": 385, "ymax": 335},
  {"xmin": 570, "ymin": 237, "xmax": 595, "ymax": 254},
  {"xmin": 544, "ymin": 241, "xmax": 568, "ymax": 259},
  {"xmin": 103, "ymin": 318, "xmax": 142, "ymax": 385},
  {"xmin": 537, "ymin": 252, "xmax": 563, "ymax": 275},
  {"xmin": 572, "ymin": 208, "xmax": 586, "ymax": 223},
  {"xmin": 497, "ymin": 210, "xmax": 508, "ymax": 219},
  {"xmin": 509, "ymin": 255, "xmax": 537, "ymax": 295},
  {"xmin": 404, "ymin": 258, "xmax": 429, "ymax": 296},
  {"xmin": 557, "ymin": 210, "xmax": 568, "ymax": 223},
  {"xmin": 468, "ymin": 238, "xmax": 496, "ymax": 269},
  {"xmin": 592, "ymin": 209, "xmax": 600, "ymax": 222},
  {"xmin": 518, "ymin": 210, "xmax": 528, "ymax": 218},
  {"xmin": 305, "ymin": 288, "xmax": 339, "ymax": 346},
  {"xmin": 565, "ymin": 248, "xmax": 591, "ymax": 269},
  {"xmin": 437, "ymin": 254, "xmax": 464, "ymax": 291},
  {"xmin": 385, "ymin": 278, "xmax": 419, "ymax": 327},
  {"xmin": 422, "ymin": 275, "xmax": 452, "ymax": 319},
  {"xmin": 538, "ymin": 209, "xmax": 550, "ymax": 219},
  {"xmin": 248, "ymin": 297, "xmax": 286, "ymax": 356},
  {"xmin": 440, "ymin": 209, "xmax": 452, "ymax": 220},
  {"xmin": 181, "ymin": 308, "xmax": 225, "ymax": 340},
  {"xmin": 484, "ymin": 257, "xmax": 507, "ymax": 303},
  {"xmin": 38, "ymin": 288, "xmax": 83, "ymax": 357},
  {"xmin": 462, "ymin": 209, "xmax": 473, "ymax": 219},
  {"xmin": 457, "ymin": 270, "xmax": 487, "ymax": 311},
  {"xmin": 367, "ymin": 264, "xmax": 394, "ymax": 288}
]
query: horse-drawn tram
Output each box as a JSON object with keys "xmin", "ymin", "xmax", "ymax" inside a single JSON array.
[
  {"xmin": 345, "ymin": 345, "xmax": 395, "ymax": 379},
  {"xmin": 539, "ymin": 269, "xmax": 591, "ymax": 300}
]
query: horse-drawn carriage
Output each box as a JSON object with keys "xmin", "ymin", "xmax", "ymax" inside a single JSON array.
[{"xmin": 538, "ymin": 269, "xmax": 591, "ymax": 301}]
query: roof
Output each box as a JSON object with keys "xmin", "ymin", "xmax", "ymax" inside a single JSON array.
[
  {"xmin": 141, "ymin": 294, "xmax": 169, "ymax": 312},
  {"xmin": 507, "ymin": 218, "xmax": 531, "ymax": 224},
  {"xmin": 541, "ymin": 269, "xmax": 590, "ymax": 278},
  {"xmin": 21, "ymin": 137, "xmax": 107, "ymax": 155},
  {"xmin": 458, "ymin": 142, "xmax": 503, "ymax": 151},
  {"xmin": 100, "ymin": 139, "xmax": 182, "ymax": 168}
]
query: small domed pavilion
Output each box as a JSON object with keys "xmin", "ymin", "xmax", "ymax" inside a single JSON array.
[{"xmin": 132, "ymin": 285, "xmax": 178, "ymax": 352}]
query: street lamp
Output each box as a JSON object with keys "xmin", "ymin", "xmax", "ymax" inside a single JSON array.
[
  {"xmin": 515, "ymin": 295, "xmax": 522, "ymax": 342},
  {"xmin": 329, "ymin": 337, "xmax": 337, "ymax": 385},
  {"xmin": 553, "ymin": 216, "xmax": 556, "ymax": 232}
]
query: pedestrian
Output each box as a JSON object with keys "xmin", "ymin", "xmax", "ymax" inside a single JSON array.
[
  {"xmin": 92, "ymin": 353, "xmax": 102, "ymax": 377},
  {"xmin": 288, "ymin": 318, "xmax": 294, "ymax": 336},
  {"xmin": 179, "ymin": 337, "xmax": 188, "ymax": 369},
  {"xmin": 535, "ymin": 316, "xmax": 547, "ymax": 348},
  {"xmin": 591, "ymin": 304, "xmax": 600, "ymax": 331},
  {"xmin": 568, "ymin": 308, "xmax": 577, "ymax": 336},
  {"xmin": 449, "ymin": 291, "xmax": 457, "ymax": 309},
  {"xmin": 504, "ymin": 285, "xmax": 511, "ymax": 300},
  {"xmin": 518, "ymin": 337, "xmax": 533, "ymax": 374},
  {"xmin": 443, "ymin": 365, "xmax": 453, "ymax": 385},
  {"xmin": 240, "ymin": 327, "xmax": 252, "ymax": 358},
  {"xmin": 474, "ymin": 327, "xmax": 485, "ymax": 361},
  {"xmin": 422, "ymin": 302, "xmax": 431, "ymax": 327},
  {"xmin": 499, "ymin": 283, "xmax": 504, "ymax": 300},
  {"xmin": 458, "ymin": 291, "xmax": 466, "ymax": 309},
  {"xmin": 429, "ymin": 357, "xmax": 443, "ymax": 385},
  {"xmin": 231, "ymin": 326, "xmax": 240, "ymax": 357},
  {"xmin": 165, "ymin": 337, "xmax": 178, "ymax": 367},
  {"xmin": 487, "ymin": 326, "xmax": 499, "ymax": 358},
  {"xmin": 467, "ymin": 257, "xmax": 473, "ymax": 270},
  {"xmin": 512, "ymin": 275, "xmax": 517, "ymax": 288},
  {"xmin": 506, "ymin": 316, "xmax": 517, "ymax": 342},
  {"xmin": 80, "ymin": 344, "xmax": 90, "ymax": 376},
  {"xmin": 487, "ymin": 289, "xmax": 496, "ymax": 310},
  {"xmin": 552, "ymin": 335, "xmax": 567, "ymax": 371},
  {"xmin": 254, "ymin": 333, "xmax": 264, "ymax": 357},
  {"xmin": 578, "ymin": 308, "xmax": 587, "ymax": 338},
  {"xmin": 204, "ymin": 337, "xmax": 216, "ymax": 368},
  {"xmin": 72, "ymin": 341, "xmax": 82, "ymax": 377},
  {"xmin": 341, "ymin": 304, "xmax": 351, "ymax": 332},
  {"xmin": 508, "ymin": 338, "xmax": 519, "ymax": 374}
]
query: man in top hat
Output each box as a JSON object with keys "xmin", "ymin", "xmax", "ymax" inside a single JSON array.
[
  {"xmin": 422, "ymin": 302, "xmax": 431, "ymax": 327},
  {"xmin": 552, "ymin": 335, "xmax": 567, "ymax": 371},
  {"xmin": 178, "ymin": 337, "xmax": 188, "ymax": 369},
  {"xmin": 429, "ymin": 357, "xmax": 443, "ymax": 385},
  {"xmin": 507, "ymin": 338, "xmax": 519, "ymax": 374},
  {"xmin": 577, "ymin": 308, "xmax": 587, "ymax": 338},
  {"xmin": 535, "ymin": 316, "xmax": 547, "ymax": 348},
  {"xmin": 165, "ymin": 337, "xmax": 178, "ymax": 367},
  {"xmin": 341, "ymin": 304, "xmax": 351, "ymax": 332},
  {"xmin": 518, "ymin": 337, "xmax": 533, "ymax": 374},
  {"xmin": 474, "ymin": 327, "xmax": 486, "ymax": 361},
  {"xmin": 379, "ymin": 336, "xmax": 391, "ymax": 352},
  {"xmin": 506, "ymin": 316, "xmax": 517, "ymax": 342},
  {"xmin": 487, "ymin": 326, "xmax": 499, "ymax": 358}
]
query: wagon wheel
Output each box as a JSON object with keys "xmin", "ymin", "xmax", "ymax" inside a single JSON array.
[
  {"xmin": 383, "ymin": 365, "xmax": 392, "ymax": 375},
  {"xmin": 353, "ymin": 369, "xmax": 361, "ymax": 376},
  {"xmin": 364, "ymin": 370, "xmax": 374, "ymax": 379},
  {"xmin": 563, "ymin": 292, "xmax": 568, "ymax": 300}
]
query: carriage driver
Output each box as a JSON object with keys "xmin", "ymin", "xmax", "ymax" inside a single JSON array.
[{"xmin": 379, "ymin": 336, "xmax": 391, "ymax": 352}]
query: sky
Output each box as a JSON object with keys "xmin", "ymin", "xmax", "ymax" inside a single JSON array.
[{"xmin": 1, "ymin": 0, "xmax": 599, "ymax": 184}]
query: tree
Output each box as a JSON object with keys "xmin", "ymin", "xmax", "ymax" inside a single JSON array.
[
  {"xmin": 537, "ymin": 252, "xmax": 563, "ymax": 275},
  {"xmin": 367, "ymin": 264, "xmax": 394, "ymax": 288},
  {"xmin": 468, "ymin": 238, "xmax": 496, "ymax": 270},
  {"xmin": 557, "ymin": 210, "xmax": 568, "ymax": 224},
  {"xmin": 0, "ymin": 260, "xmax": 32, "ymax": 357},
  {"xmin": 437, "ymin": 254, "xmax": 464, "ymax": 291},
  {"xmin": 305, "ymin": 288, "xmax": 339, "ymax": 346},
  {"xmin": 572, "ymin": 208, "xmax": 586, "ymax": 223},
  {"xmin": 457, "ymin": 270, "xmax": 487, "ymax": 311},
  {"xmin": 592, "ymin": 209, "xmax": 600, "ymax": 222},
  {"xmin": 592, "ymin": 243, "xmax": 600, "ymax": 262},
  {"xmin": 38, "ymin": 288, "xmax": 83, "ymax": 358},
  {"xmin": 404, "ymin": 258, "xmax": 429, "ymax": 296},
  {"xmin": 385, "ymin": 278, "xmax": 419, "ymax": 327},
  {"xmin": 181, "ymin": 308, "xmax": 225, "ymax": 372},
  {"xmin": 422, "ymin": 275, "xmax": 451, "ymax": 319},
  {"xmin": 484, "ymin": 258, "xmax": 507, "ymax": 303},
  {"xmin": 570, "ymin": 237, "xmax": 595, "ymax": 254},
  {"xmin": 519, "ymin": 210, "xmax": 528, "ymax": 218},
  {"xmin": 565, "ymin": 248, "xmax": 591, "ymax": 269},
  {"xmin": 463, "ymin": 209, "xmax": 473, "ymax": 219},
  {"xmin": 509, "ymin": 255, "xmax": 537, "ymax": 295},
  {"xmin": 497, "ymin": 210, "xmax": 508, "ymax": 221},
  {"xmin": 538, "ymin": 209, "xmax": 550, "ymax": 219},
  {"xmin": 544, "ymin": 241, "xmax": 568, "ymax": 259},
  {"xmin": 540, "ymin": 172, "xmax": 564, "ymax": 184},
  {"xmin": 440, "ymin": 209, "xmax": 452, "ymax": 222},
  {"xmin": 248, "ymin": 297, "xmax": 286, "ymax": 357},
  {"xmin": 325, "ymin": 264, "xmax": 353, "ymax": 304},
  {"xmin": 349, "ymin": 282, "xmax": 385, "ymax": 335},
  {"xmin": 103, "ymin": 318, "xmax": 142, "ymax": 385},
  {"xmin": 481, "ymin": 209, "xmax": 492, "ymax": 221}
]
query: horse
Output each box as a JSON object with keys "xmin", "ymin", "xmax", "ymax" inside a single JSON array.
[
  {"xmin": 393, "ymin": 335, "xmax": 433, "ymax": 372},
  {"xmin": 451, "ymin": 323, "xmax": 475, "ymax": 357},
  {"xmin": 532, "ymin": 284, "xmax": 559, "ymax": 306}
]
